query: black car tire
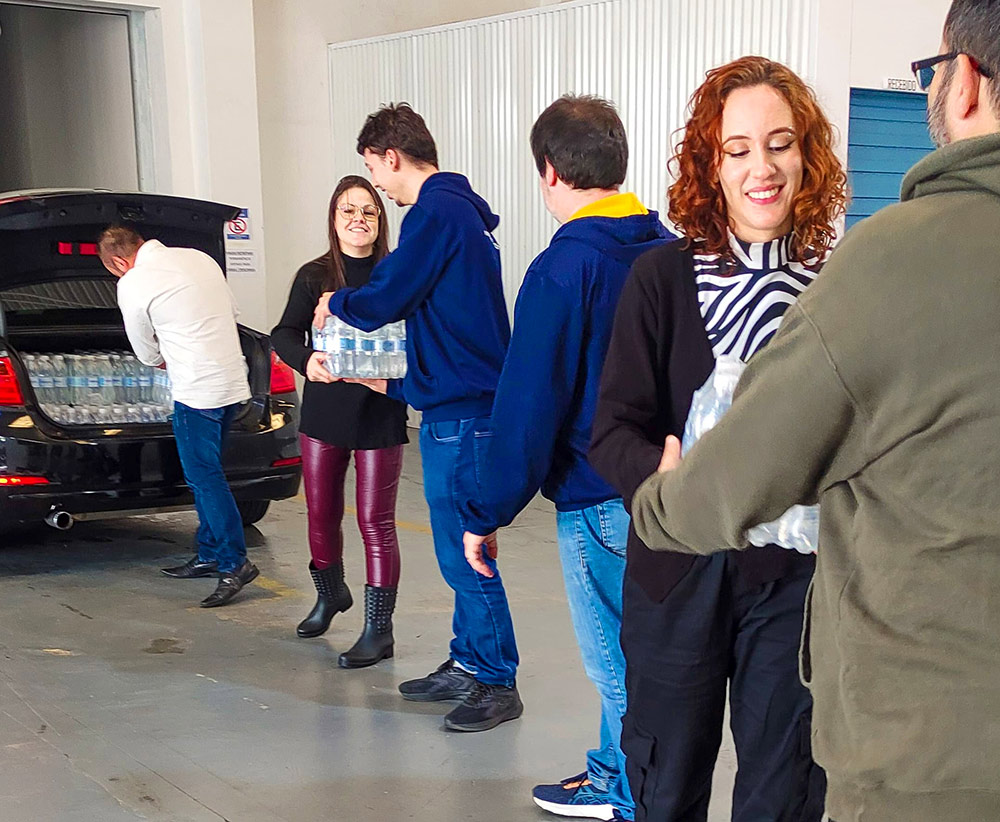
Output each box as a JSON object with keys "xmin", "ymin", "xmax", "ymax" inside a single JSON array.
[{"xmin": 236, "ymin": 500, "xmax": 270, "ymax": 526}]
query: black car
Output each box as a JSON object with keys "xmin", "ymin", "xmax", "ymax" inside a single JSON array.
[{"xmin": 0, "ymin": 190, "xmax": 302, "ymax": 531}]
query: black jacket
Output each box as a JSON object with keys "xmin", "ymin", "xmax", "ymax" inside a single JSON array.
[
  {"xmin": 271, "ymin": 257, "xmax": 408, "ymax": 451},
  {"xmin": 589, "ymin": 239, "xmax": 801, "ymax": 602}
]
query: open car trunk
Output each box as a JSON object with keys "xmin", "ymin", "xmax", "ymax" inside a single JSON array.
[{"xmin": 0, "ymin": 191, "xmax": 270, "ymax": 431}]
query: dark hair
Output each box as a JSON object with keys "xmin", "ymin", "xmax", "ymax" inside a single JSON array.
[
  {"xmin": 97, "ymin": 225, "xmax": 144, "ymax": 264},
  {"xmin": 356, "ymin": 103, "xmax": 439, "ymax": 168},
  {"xmin": 668, "ymin": 57, "xmax": 846, "ymax": 265},
  {"xmin": 314, "ymin": 175, "xmax": 390, "ymax": 291},
  {"xmin": 529, "ymin": 95, "xmax": 628, "ymax": 189},
  {"xmin": 945, "ymin": 0, "xmax": 1000, "ymax": 114}
]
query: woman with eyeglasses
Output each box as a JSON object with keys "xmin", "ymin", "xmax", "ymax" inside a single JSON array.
[{"xmin": 271, "ymin": 175, "xmax": 408, "ymax": 668}]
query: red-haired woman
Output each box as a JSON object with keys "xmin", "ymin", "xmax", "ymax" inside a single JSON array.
[
  {"xmin": 590, "ymin": 57, "xmax": 845, "ymax": 820},
  {"xmin": 272, "ymin": 175, "xmax": 408, "ymax": 668}
]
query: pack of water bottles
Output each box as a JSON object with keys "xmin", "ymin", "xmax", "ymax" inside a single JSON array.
[
  {"xmin": 20, "ymin": 350, "xmax": 173, "ymax": 425},
  {"xmin": 312, "ymin": 317, "xmax": 407, "ymax": 379},
  {"xmin": 681, "ymin": 355, "xmax": 819, "ymax": 554}
]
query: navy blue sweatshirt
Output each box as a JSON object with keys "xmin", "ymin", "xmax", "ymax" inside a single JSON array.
[
  {"xmin": 464, "ymin": 202, "xmax": 675, "ymax": 534},
  {"xmin": 327, "ymin": 172, "xmax": 510, "ymax": 422}
]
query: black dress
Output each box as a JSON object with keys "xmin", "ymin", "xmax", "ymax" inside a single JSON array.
[{"xmin": 271, "ymin": 255, "xmax": 408, "ymax": 450}]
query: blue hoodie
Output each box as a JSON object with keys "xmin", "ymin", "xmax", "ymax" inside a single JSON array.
[
  {"xmin": 464, "ymin": 203, "xmax": 676, "ymax": 534},
  {"xmin": 327, "ymin": 172, "xmax": 510, "ymax": 422}
]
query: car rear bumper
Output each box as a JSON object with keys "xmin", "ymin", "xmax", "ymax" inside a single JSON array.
[
  {"xmin": 0, "ymin": 469, "xmax": 300, "ymax": 524},
  {"xmin": 0, "ymin": 398, "xmax": 302, "ymax": 525}
]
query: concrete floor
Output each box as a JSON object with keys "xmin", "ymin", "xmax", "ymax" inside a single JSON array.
[{"xmin": 0, "ymin": 440, "xmax": 740, "ymax": 822}]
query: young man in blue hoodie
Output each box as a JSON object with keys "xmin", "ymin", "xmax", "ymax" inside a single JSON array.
[
  {"xmin": 462, "ymin": 96, "xmax": 674, "ymax": 821},
  {"xmin": 312, "ymin": 103, "xmax": 521, "ymax": 732}
]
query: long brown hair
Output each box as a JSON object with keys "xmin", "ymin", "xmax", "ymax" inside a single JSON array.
[
  {"xmin": 315, "ymin": 175, "xmax": 390, "ymax": 290},
  {"xmin": 668, "ymin": 57, "xmax": 847, "ymax": 265}
]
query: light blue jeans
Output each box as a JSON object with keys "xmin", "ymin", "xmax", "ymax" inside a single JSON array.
[{"xmin": 556, "ymin": 498, "xmax": 633, "ymax": 819}]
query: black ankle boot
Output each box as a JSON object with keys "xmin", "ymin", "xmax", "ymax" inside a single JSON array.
[
  {"xmin": 296, "ymin": 561, "xmax": 352, "ymax": 638},
  {"xmin": 338, "ymin": 585, "xmax": 396, "ymax": 668}
]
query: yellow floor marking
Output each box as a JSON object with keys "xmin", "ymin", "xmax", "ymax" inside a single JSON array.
[
  {"xmin": 253, "ymin": 575, "xmax": 302, "ymax": 599},
  {"xmin": 292, "ymin": 494, "xmax": 433, "ymax": 535}
]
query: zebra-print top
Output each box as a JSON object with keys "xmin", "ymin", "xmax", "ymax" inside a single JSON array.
[{"xmin": 694, "ymin": 232, "xmax": 821, "ymax": 362}]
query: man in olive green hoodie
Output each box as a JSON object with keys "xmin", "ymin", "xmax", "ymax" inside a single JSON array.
[{"xmin": 628, "ymin": 2, "xmax": 1000, "ymax": 820}]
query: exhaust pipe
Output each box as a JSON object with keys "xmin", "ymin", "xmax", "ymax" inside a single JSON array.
[{"xmin": 44, "ymin": 507, "xmax": 74, "ymax": 531}]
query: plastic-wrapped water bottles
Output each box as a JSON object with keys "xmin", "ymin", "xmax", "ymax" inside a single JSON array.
[
  {"xmin": 681, "ymin": 355, "xmax": 819, "ymax": 554},
  {"xmin": 20, "ymin": 349, "xmax": 174, "ymax": 426},
  {"xmin": 313, "ymin": 317, "xmax": 407, "ymax": 379}
]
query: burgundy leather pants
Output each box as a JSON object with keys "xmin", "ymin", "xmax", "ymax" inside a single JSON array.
[{"xmin": 299, "ymin": 434, "xmax": 404, "ymax": 587}]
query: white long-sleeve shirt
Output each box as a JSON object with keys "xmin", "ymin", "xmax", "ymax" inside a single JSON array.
[{"xmin": 116, "ymin": 239, "xmax": 251, "ymax": 410}]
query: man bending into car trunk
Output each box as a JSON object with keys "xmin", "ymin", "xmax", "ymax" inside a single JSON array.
[{"xmin": 99, "ymin": 225, "xmax": 257, "ymax": 608}]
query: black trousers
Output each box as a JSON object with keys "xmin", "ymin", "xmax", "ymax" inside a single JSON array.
[{"xmin": 621, "ymin": 552, "xmax": 826, "ymax": 822}]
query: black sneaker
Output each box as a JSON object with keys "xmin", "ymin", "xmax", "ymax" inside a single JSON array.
[
  {"xmin": 398, "ymin": 659, "xmax": 477, "ymax": 702},
  {"xmin": 443, "ymin": 680, "xmax": 523, "ymax": 732}
]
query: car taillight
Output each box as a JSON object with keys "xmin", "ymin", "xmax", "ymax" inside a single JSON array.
[
  {"xmin": 269, "ymin": 351, "xmax": 297, "ymax": 395},
  {"xmin": 0, "ymin": 356, "xmax": 25, "ymax": 406},
  {"xmin": 0, "ymin": 475, "xmax": 49, "ymax": 486},
  {"xmin": 271, "ymin": 456, "xmax": 302, "ymax": 467}
]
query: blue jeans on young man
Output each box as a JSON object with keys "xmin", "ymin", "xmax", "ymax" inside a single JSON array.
[
  {"xmin": 172, "ymin": 401, "xmax": 246, "ymax": 574},
  {"xmin": 419, "ymin": 416, "xmax": 519, "ymax": 687},
  {"xmin": 556, "ymin": 498, "xmax": 634, "ymax": 819}
]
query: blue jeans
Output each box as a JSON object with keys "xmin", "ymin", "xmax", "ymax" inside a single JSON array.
[
  {"xmin": 172, "ymin": 402, "xmax": 246, "ymax": 574},
  {"xmin": 556, "ymin": 498, "xmax": 633, "ymax": 818},
  {"xmin": 419, "ymin": 417, "xmax": 519, "ymax": 687}
]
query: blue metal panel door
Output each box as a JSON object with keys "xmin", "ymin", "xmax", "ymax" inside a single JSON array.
[{"xmin": 846, "ymin": 88, "xmax": 935, "ymax": 229}]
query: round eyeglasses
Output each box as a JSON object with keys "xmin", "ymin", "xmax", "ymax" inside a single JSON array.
[{"xmin": 337, "ymin": 204, "xmax": 380, "ymax": 221}]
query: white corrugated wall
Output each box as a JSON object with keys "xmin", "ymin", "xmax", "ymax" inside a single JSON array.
[{"xmin": 329, "ymin": 0, "xmax": 820, "ymax": 310}]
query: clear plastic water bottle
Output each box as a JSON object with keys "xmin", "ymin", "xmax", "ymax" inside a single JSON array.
[
  {"xmin": 372, "ymin": 325, "xmax": 390, "ymax": 378},
  {"xmin": 153, "ymin": 368, "xmax": 172, "ymax": 409},
  {"xmin": 311, "ymin": 321, "xmax": 325, "ymax": 354},
  {"xmin": 138, "ymin": 363, "xmax": 153, "ymax": 402},
  {"xmin": 121, "ymin": 355, "xmax": 139, "ymax": 405},
  {"xmin": 356, "ymin": 329, "xmax": 376, "ymax": 378},
  {"xmin": 66, "ymin": 355, "xmax": 82, "ymax": 406},
  {"xmin": 396, "ymin": 321, "xmax": 407, "ymax": 379},
  {"xmin": 108, "ymin": 353, "xmax": 124, "ymax": 403},
  {"xmin": 96, "ymin": 354, "xmax": 114, "ymax": 405},
  {"xmin": 82, "ymin": 354, "xmax": 102, "ymax": 406},
  {"xmin": 22, "ymin": 353, "xmax": 38, "ymax": 397},
  {"xmin": 34, "ymin": 355, "xmax": 54, "ymax": 405},
  {"xmin": 338, "ymin": 322, "xmax": 357, "ymax": 377},
  {"xmin": 50, "ymin": 355, "xmax": 68, "ymax": 404}
]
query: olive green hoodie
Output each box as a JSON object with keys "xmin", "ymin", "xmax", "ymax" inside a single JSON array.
[{"xmin": 631, "ymin": 133, "xmax": 1000, "ymax": 822}]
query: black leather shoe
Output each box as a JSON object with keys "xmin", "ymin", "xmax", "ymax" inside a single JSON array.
[
  {"xmin": 398, "ymin": 659, "xmax": 477, "ymax": 702},
  {"xmin": 444, "ymin": 681, "xmax": 523, "ymax": 732},
  {"xmin": 338, "ymin": 585, "xmax": 396, "ymax": 668},
  {"xmin": 161, "ymin": 555, "xmax": 218, "ymax": 578},
  {"xmin": 200, "ymin": 560, "xmax": 259, "ymax": 608},
  {"xmin": 297, "ymin": 561, "xmax": 352, "ymax": 638}
]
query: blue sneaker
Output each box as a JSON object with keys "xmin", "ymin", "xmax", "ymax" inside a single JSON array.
[{"xmin": 532, "ymin": 772, "xmax": 616, "ymax": 820}]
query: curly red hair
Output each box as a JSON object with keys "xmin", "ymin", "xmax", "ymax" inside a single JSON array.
[{"xmin": 668, "ymin": 56, "xmax": 847, "ymax": 264}]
